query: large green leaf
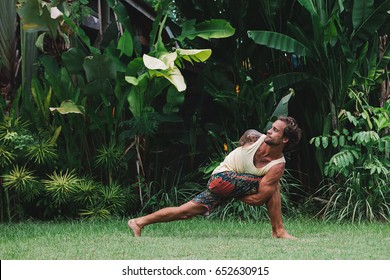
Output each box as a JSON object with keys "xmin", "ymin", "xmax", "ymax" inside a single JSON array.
[
  {"xmin": 117, "ymin": 30, "xmax": 133, "ymax": 57},
  {"xmin": 352, "ymin": 0, "xmax": 375, "ymax": 29},
  {"xmin": 248, "ymin": 30, "xmax": 311, "ymax": 56},
  {"xmin": 351, "ymin": 0, "xmax": 390, "ymax": 47},
  {"xmin": 178, "ymin": 19, "xmax": 235, "ymax": 41},
  {"xmin": 17, "ymin": 0, "xmax": 59, "ymax": 36},
  {"xmin": 265, "ymin": 89, "xmax": 295, "ymax": 130},
  {"xmin": 297, "ymin": 0, "xmax": 318, "ymax": 16},
  {"xmin": 83, "ymin": 54, "xmax": 117, "ymax": 82},
  {"xmin": 0, "ymin": 0, "xmax": 17, "ymax": 70},
  {"xmin": 62, "ymin": 48, "xmax": 86, "ymax": 74},
  {"xmin": 127, "ymin": 75, "xmax": 148, "ymax": 117}
]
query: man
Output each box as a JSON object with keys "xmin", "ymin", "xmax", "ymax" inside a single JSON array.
[{"xmin": 128, "ymin": 116, "xmax": 301, "ymax": 239}]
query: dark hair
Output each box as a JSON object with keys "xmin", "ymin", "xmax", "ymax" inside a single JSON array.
[{"xmin": 278, "ymin": 116, "xmax": 302, "ymax": 150}]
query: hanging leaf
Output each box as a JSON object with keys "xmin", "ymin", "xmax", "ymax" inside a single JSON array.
[
  {"xmin": 332, "ymin": 135, "xmax": 339, "ymax": 148},
  {"xmin": 125, "ymin": 76, "xmax": 139, "ymax": 86},
  {"xmin": 339, "ymin": 135, "xmax": 346, "ymax": 146},
  {"xmin": 314, "ymin": 137, "xmax": 321, "ymax": 148},
  {"xmin": 297, "ymin": 0, "xmax": 318, "ymax": 16},
  {"xmin": 49, "ymin": 100, "xmax": 85, "ymax": 115},
  {"xmin": 176, "ymin": 48, "xmax": 212, "ymax": 63},
  {"xmin": 322, "ymin": 136, "xmax": 329, "ymax": 148},
  {"xmin": 118, "ymin": 30, "xmax": 133, "ymax": 57},
  {"xmin": 127, "ymin": 75, "xmax": 148, "ymax": 117},
  {"xmin": 178, "ymin": 19, "xmax": 235, "ymax": 41},
  {"xmin": 35, "ymin": 33, "xmax": 46, "ymax": 52}
]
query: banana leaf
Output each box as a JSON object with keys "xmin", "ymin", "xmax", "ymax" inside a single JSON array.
[
  {"xmin": 265, "ymin": 89, "xmax": 294, "ymax": 130},
  {"xmin": 351, "ymin": 0, "xmax": 390, "ymax": 47},
  {"xmin": 297, "ymin": 0, "xmax": 318, "ymax": 17},
  {"xmin": 0, "ymin": 0, "xmax": 17, "ymax": 70},
  {"xmin": 248, "ymin": 30, "xmax": 311, "ymax": 56}
]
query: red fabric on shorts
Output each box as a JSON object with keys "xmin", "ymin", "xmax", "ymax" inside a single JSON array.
[{"xmin": 208, "ymin": 177, "xmax": 235, "ymax": 197}]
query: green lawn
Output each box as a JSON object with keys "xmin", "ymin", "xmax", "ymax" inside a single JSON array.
[{"xmin": 0, "ymin": 218, "xmax": 389, "ymax": 260}]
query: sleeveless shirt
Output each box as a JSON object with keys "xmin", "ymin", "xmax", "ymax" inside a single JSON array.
[{"xmin": 212, "ymin": 134, "xmax": 286, "ymax": 176}]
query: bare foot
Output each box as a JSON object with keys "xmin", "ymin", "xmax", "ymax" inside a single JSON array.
[
  {"xmin": 128, "ymin": 219, "xmax": 142, "ymax": 237},
  {"xmin": 272, "ymin": 230, "xmax": 298, "ymax": 240}
]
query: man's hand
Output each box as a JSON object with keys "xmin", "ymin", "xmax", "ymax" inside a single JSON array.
[{"xmin": 239, "ymin": 164, "xmax": 284, "ymax": 206}]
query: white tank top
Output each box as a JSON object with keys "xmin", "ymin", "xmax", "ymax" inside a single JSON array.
[{"xmin": 212, "ymin": 134, "xmax": 285, "ymax": 176}]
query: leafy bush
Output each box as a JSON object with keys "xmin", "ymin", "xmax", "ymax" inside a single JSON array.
[{"xmin": 311, "ymin": 99, "xmax": 390, "ymax": 222}]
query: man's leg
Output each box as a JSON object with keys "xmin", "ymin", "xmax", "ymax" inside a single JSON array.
[
  {"xmin": 265, "ymin": 185, "xmax": 297, "ymax": 239},
  {"xmin": 128, "ymin": 201, "xmax": 207, "ymax": 237}
]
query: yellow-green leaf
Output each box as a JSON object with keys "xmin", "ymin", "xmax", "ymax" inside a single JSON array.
[
  {"xmin": 49, "ymin": 100, "xmax": 85, "ymax": 115},
  {"xmin": 176, "ymin": 48, "xmax": 212, "ymax": 63}
]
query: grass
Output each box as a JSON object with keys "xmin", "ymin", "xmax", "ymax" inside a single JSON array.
[{"xmin": 0, "ymin": 218, "xmax": 389, "ymax": 260}]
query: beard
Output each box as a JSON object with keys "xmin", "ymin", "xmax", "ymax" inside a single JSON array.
[{"xmin": 264, "ymin": 136, "xmax": 281, "ymax": 146}]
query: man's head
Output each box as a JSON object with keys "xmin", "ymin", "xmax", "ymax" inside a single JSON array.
[
  {"xmin": 265, "ymin": 116, "xmax": 302, "ymax": 150},
  {"xmin": 277, "ymin": 116, "xmax": 301, "ymax": 150}
]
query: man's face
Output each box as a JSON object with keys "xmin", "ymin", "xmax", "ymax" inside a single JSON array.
[{"xmin": 265, "ymin": 120, "xmax": 288, "ymax": 146}]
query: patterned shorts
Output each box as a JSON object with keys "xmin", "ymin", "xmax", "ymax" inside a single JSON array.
[{"xmin": 192, "ymin": 171, "xmax": 262, "ymax": 214}]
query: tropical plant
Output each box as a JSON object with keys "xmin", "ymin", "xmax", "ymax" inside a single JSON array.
[
  {"xmin": 310, "ymin": 98, "xmax": 390, "ymax": 222},
  {"xmin": 94, "ymin": 142, "xmax": 125, "ymax": 186},
  {"xmin": 1, "ymin": 165, "xmax": 41, "ymax": 220},
  {"xmin": 248, "ymin": 0, "xmax": 390, "ymax": 123},
  {"xmin": 109, "ymin": 0, "xmax": 236, "ymax": 204},
  {"xmin": 245, "ymin": 0, "xmax": 390, "ymax": 190},
  {"xmin": 76, "ymin": 180, "xmax": 129, "ymax": 220},
  {"xmin": 42, "ymin": 169, "xmax": 80, "ymax": 207},
  {"xmin": 0, "ymin": 0, "xmax": 19, "ymax": 116},
  {"xmin": 0, "ymin": 116, "xmax": 51, "ymax": 221}
]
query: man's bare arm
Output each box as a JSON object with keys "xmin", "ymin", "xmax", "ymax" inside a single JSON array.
[
  {"xmin": 238, "ymin": 129, "xmax": 262, "ymax": 147},
  {"xmin": 239, "ymin": 164, "xmax": 285, "ymax": 206}
]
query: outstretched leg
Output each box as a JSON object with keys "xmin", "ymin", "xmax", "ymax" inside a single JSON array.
[
  {"xmin": 128, "ymin": 201, "xmax": 207, "ymax": 237},
  {"xmin": 265, "ymin": 185, "xmax": 297, "ymax": 239}
]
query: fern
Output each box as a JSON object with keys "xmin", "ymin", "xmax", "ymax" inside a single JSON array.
[
  {"xmin": 363, "ymin": 157, "xmax": 389, "ymax": 176},
  {"xmin": 352, "ymin": 131, "xmax": 379, "ymax": 145},
  {"xmin": 325, "ymin": 147, "xmax": 359, "ymax": 176}
]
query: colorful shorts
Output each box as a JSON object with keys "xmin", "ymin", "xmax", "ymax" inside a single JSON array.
[{"xmin": 192, "ymin": 171, "xmax": 262, "ymax": 214}]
